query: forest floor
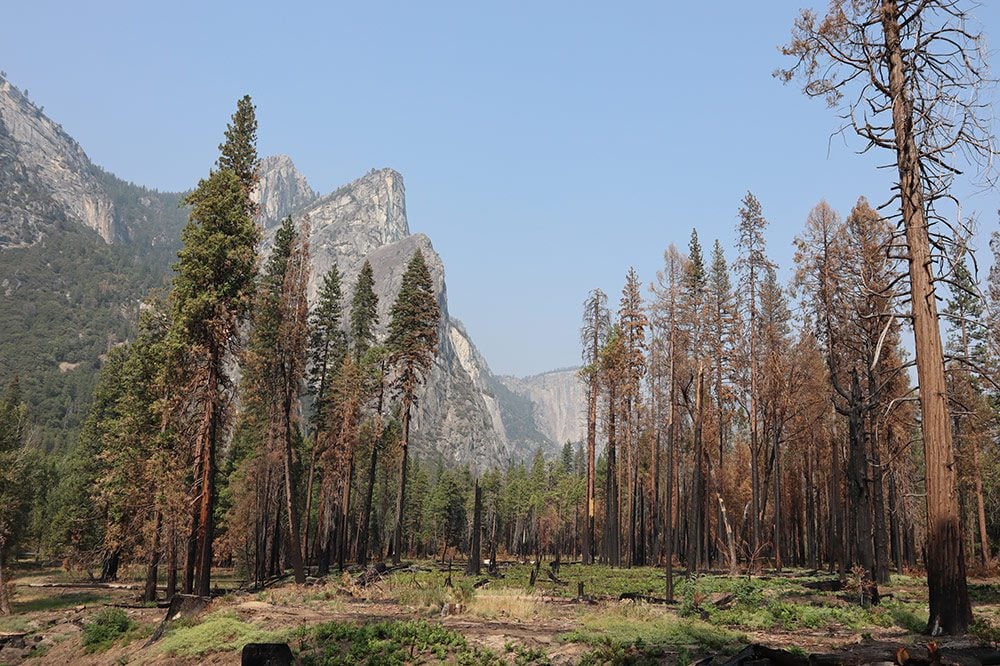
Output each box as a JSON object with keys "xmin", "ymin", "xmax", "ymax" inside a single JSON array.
[{"xmin": 1, "ymin": 560, "xmax": 1000, "ymax": 664}]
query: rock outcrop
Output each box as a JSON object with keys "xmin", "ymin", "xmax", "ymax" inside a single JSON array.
[
  {"xmin": 253, "ymin": 155, "xmax": 317, "ymax": 228},
  {"xmin": 259, "ymin": 165, "xmax": 514, "ymax": 467},
  {"xmin": 0, "ymin": 76, "xmax": 117, "ymax": 246},
  {"xmin": 499, "ymin": 368, "xmax": 587, "ymax": 449},
  {"xmin": 0, "ymin": 72, "xmax": 585, "ymax": 466}
]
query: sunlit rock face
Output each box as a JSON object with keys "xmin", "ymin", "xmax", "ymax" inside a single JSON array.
[
  {"xmin": 259, "ymin": 163, "xmax": 584, "ymax": 468},
  {"xmin": 0, "ymin": 77, "xmax": 116, "ymax": 246},
  {"xmin": 0, "ymin": 64, "xmax": 584, "ymax": 467}
]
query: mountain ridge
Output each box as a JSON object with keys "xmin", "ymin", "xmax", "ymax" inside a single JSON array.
[{"xmin": 0, "ymin": 74, "xmax": 584, "ymax": 463}]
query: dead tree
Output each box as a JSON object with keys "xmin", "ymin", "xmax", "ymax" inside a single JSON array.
[{"xmin": 779, "ymin": 0, "xmax": 995, "ymax": 634}]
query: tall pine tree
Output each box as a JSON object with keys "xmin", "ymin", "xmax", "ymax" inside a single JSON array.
[
  {"xmin": 387, "ymin": 249, "xmax": 440, "ymax": 563},
  {"xmin": 170, "ymin": 97, "xmax": 260, "ymax": 597}
]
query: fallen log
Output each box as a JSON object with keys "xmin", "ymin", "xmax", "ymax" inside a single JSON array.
[
  {"xmin": 546, "ymin": 570, "xmax": 568, "ymax": 586},
  {"xmin": 721, "ymin": 643, "xmax": 808, "ymax": 666},
  {"xmin": 27, "ymin": 582, "xmax": 138, "ymax": 590},
  {"xmin": 355, "ymin": 562, "xmax": 410, "ymax": 587},
  {"xmin": 618, "ymin": 592, "xmax": 672, "ymax": 604}
]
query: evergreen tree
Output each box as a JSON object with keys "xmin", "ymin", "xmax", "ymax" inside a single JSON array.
[
  {"xmin": 387, "ymin": 249, "xmax": 441, "ymax": 563},
  {"xmin": 218, "ymin": 94, "xmax": 259, "ymax": 205},
  {"xmin": 944, "ymin": 247, "xmax": 987, "ymax": 371},
  {"xmin": 310, "ymin": 263, "xmax": 348, "ymax": 422},
  {"xmin": 231, "ymin": 215, "xmax": 310, "ymax": 583},
  {"xmin": 0, "ymin": 377, "xmax": 30, "ymax": 614},
  {"xmin": 707, "ymin": 239, "xmax": 737, "ymax": 570},
  {"xmin": 579, "ymin": 288, "xmax": 609, "ymax": 565},
  {"xmin": 303, "ymin": 262, "xmax": 347, "ymax": 564},
  {"xmin": 350, "ymin": 261, "xmax": 379, "ymax": 362},
  {"xmin": 618, "ymin": 267, "xmax": 647, "ymax": 566},
  {"xmin": 734, "ymin": 191, "xmax": 773, "ymax": 552},
  {"xmin": 169, "ymin": 98, "xmax": 260, "ymax": 596}
]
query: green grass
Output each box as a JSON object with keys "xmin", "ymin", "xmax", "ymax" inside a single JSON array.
[
  {"xmin": 563, "ymin": 602, "xmax": 746, "ymax": 658},
  {"xmin": 81, "ymin": 608, "xmax": 140, "ymax": 653},
  {"xmin": 157, "ymin": 610, "xmax": 288, "ymax": 657},
  {"xmin": 969, "ymin": 583, "xmax": 1000, "ymax": 604},
  {"xmin": 884, "ymin": 600, "xmax": 926, "ymax": 634},
  {"xmin": 13, "ymin": 591, "xmax": 108, "ymax": 614},
  {"xmin": 296, "ymin": 619, "xmax": 529, "ymax": 665}
]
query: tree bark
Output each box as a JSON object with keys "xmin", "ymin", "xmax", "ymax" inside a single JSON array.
[
  {"xmin": 664, "ymin": 367, "xmax": 675, "ymax": 601},
  {"xmin": 606, "ymin": 384, "xmax": 620, "ymax": 567},
  {"xmin": 467, "ymin": 481, "xmax": 482, "ymax": 576},
  {"xmin": 280, "ymin": 382, "xmax": 306, "ymax": 584},
  {"xmin": 194, "ymin": 360, "xmax": 219, "ymax": 598},
  {"xmin": 880, "ymin": 0, "xmax": 972, "ymax": 634},
  {"xmin": 143, "ymin": 510, "xmax": 162, "ymax": 603},
  {"xmin": 391, "ymin": 397, "xmax": 412, "ymax": 565},
  {"xmin": 584, "ymin": 373, "xmax": 597, "ymax": 565}
]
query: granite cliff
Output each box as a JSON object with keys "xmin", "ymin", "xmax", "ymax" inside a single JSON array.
[{"xmin": 0, "ymin": 73, "xmax": 585, "ymax": 463}]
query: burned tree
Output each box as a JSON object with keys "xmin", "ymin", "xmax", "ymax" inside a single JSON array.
[{"xmin": 779, "ymin": 0, "xmax": 995, "ymax": 633}]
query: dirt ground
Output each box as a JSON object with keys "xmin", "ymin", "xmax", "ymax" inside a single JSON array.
[{"xmin": 1, "ymin": 562, "xmax": 998, "ymax": 664}]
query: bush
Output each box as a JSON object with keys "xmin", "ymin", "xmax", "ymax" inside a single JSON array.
[{"xmin": 82, "ymin": 607, "xmax": 135, "ymax": 652}]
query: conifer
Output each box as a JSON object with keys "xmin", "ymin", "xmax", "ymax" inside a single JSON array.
[{"xmin": 387, "ymin": 249, "xmax": 440, "ymax": 563}]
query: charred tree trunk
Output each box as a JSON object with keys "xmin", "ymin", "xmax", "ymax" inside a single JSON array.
[
  {"xmin": 166, "ymin": 523, "xmax": 177, "ymax": 601},
  {"xmin": 881, "ymin": 1, "xmax": 972, "ymax": 634},
  {"xmin": 664, "ymin": 370, "xmax": 676, "ymax": 601},
  {"xmin": 585, "ymin": 372, "xmax": 597, "ymax": 565},
  {"xmin": 970, "ymin": 436, "xmax": 991, "ymax": 565},
  {"xmin": 391, "ymin": 397, "xmax": 413, "ymax": 565},
  {"xmin": 687, "ymin": 365, "xmax": 705, "ymax": 575},
  {"xmin": 467, "ymin": 481, "xmax": 483, "ymax": 576},
  {"xmin": 773, "ymin": 426, "xmax": 783, "ymax": 572},
  {"xmin": 281, "ymin": 392, "xmax": 306, "ymax": 585},
  {"xmin": 143, "ymin": 510, "xmax": 162, "ymax": 603},
  {"xmin": 337, "ymin": 458, "xmax": 354, "ymax": 572},
  {"xmin": 606, "ymin": 384, "xmax": 620, "ymax": 567},
  {"xmin": 302, "ymin": 432, "xmax": 321, "ymax": 568}
]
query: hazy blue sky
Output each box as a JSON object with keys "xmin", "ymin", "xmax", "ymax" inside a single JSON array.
[{"xmin": 4, "ymin": 2, "xmax": 999, "ymax": 376}]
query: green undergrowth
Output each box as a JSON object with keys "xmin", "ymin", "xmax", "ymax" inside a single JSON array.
[
  {"xmin": 81, "ymin": 607, "xmax": 142, "ymax": 653},
  {"xmin": 564, "ymin": 602, "xmax": 745, "ymax": 664},
  {"xmin": 674, "ymin": 574, "xmax": 929, "ymax": 634},
  {"xmin": 296, "ymin": 619, "xmax": 544, "ymax": 665},
  {"xmin": 157, "ymin": 610, "xmax": 287, "ymax": 657}
]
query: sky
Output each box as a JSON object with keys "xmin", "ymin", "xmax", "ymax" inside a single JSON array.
[{"xmin": 3, "ymin": 1, "xmax": 1000, "ymax": 376}]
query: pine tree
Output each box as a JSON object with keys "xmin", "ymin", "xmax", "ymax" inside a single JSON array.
[
  {"xmin": 387, "ymin": 249, "xmax": 441, "ymax": 563},
  {"xmin": 707, "ymin": 240, "xmax": 737, "ymax": 571},
  {"xmin": 0, "ymin": 377, "xmax": 29, "ymax": 614},
  {"xmin": 351, "ymin": 261, "xmax": 379, "ymax": 362},
  {"xmin": 170, "ymin": 98, "xmax": 260, "ymax": 596},
  {"xmin": 218, "ymin": 94, "xmax": 259, "ymax": 206},
  {"xmin": 618, "ymin": 268, "xmax": 647, "ymax": 566},
  {"xmin": 310, "ymin": 264, "xmax": 348, "ymax": 421},
  {"xmin": 779, "ymin": 1, "xmax": 989, "ymax": 632},
  {"xmin": 303, "ymin": 263, "xmax": 347, "ymax": 563},
  {"xmin": 735, "ymin": 191, "xmax": 773, "ymax": 553},
  {"xmin": 944, "ymin": 246, "xmax": 992, "ymax": 565}
]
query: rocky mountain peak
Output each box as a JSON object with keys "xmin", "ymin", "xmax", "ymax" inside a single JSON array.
[
  {"xmin": 253, "ymin": 154, "xmax": 317, "ymax": 228},
  {"xmin": 0, "ymin": 76, "xmax": 117, "ymax": 245},
  {"xmin": 261, "ymin": 165, "xmax": 410, "ymax": 301}
]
